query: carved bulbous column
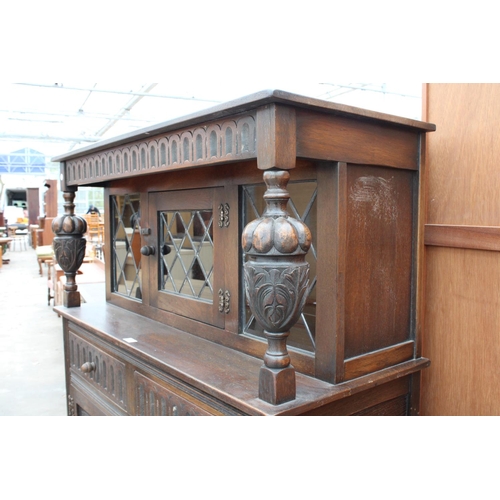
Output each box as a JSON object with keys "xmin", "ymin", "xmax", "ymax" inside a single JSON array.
[
  {"xmin": 242, "ymin": 169, "xmax": 312, "ymax": 405},
  {"xmin": 52, "ymin": 190, "xmax": 87, "ymax": 308}
]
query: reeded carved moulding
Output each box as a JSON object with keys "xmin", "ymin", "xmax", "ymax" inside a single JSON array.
[{"xmin": 242, "ymin": 169, "xmax": 312, "ymax": 405}]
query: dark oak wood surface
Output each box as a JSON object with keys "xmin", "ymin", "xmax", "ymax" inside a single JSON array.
[
  {"xmin": 52, "ymin": 89, "xmax": 434, "ymax": 415},
  {"xmin": 52, "ymin": 89, "xmax": 434, "ymax": 164},
  {"xmin": 55, "ymin": 302, "xmax": 429, "ymax": 416},
  {"xmin": 344, "ymin": 165, "xmax": 414, "ymax": 358}
]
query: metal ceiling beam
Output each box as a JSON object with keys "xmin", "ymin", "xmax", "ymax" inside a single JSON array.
[
  {"xmin": 93, "ymin": 83, "xmax": 157, "ymax": 138},
  {"xmin": 320, "ymin": 83, "xmax": 420, "ymax": 99},
  {"xmin": 317, "ymin": 82, "xmax": 374, "ymax": 99},
  {"xmin": 65, "ymin": 83, "xmax": 159, "ymax": 152},
  {"xmin": 0, "ymin": 109, "xmax": 153, "ymax": 123},
  {"xmin": 14, "ymin": 83, "xmax": 222, "ymax": 103},
  {"xmin": 0, "ymin": 133, "xmax": 100, "ymax": 143},
  {"xmin": 0, "ymin": 109, "xmax": 150, "ymax": 124}
]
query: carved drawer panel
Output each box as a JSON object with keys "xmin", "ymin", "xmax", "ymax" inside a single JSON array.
[
  {"xmin": 134, "ymin": 372, "xmax": 216, "ymax": 416},
  {"xmin": 68, "ymin": 329, "xmax": 128, "ymax": 411}
]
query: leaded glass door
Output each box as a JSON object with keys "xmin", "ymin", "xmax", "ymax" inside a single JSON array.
[
  {"xmin": 149, "ymin": 188, "xmax": 225, "ymax": 328},
  {"xmin": 111, "ymin": 193, "xmax": 142, "ymax": 300}
]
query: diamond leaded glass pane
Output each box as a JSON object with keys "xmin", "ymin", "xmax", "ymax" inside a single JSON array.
[
  {"xmin": 242, "ymin": 181, "xmax": 317, "ymax": 353},
  {"xmin": 159, "ymin": 209, "xmax": 214, "ymax": 303},
  {"xmin": 111, "ymin": 194, "xmax": 142, "ymax": 300}
]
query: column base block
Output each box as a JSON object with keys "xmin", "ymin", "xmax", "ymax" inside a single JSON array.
[
  {"xmin": 63, "ymin": 290, "xmax": 81, "ymax": 308},
  {"xmin": 259, "ymin": 365, "xmax": 296, "ymax": 405}
]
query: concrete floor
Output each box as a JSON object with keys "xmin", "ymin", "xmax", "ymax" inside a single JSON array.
[{"xmin": 0, "ymin": 245, "xmax": 67, "ymax": 416}]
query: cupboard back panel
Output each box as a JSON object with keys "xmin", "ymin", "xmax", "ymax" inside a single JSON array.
[{"xmin": 344, "ymin": 165, "xmax": 414, "ymax": 358}]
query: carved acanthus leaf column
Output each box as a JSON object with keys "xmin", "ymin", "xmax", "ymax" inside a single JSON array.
[
  {"xmin": 242, "ymin": 169, "xmax": 312, "ymax": 405},
  {"xmin": 52, "ymin": 188, "xmax": 87, "ymax": 308}
]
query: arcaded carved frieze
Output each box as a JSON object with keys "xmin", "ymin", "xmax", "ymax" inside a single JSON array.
[{"xmin": 65, "ymin": 115, "xmax": 256, "ymax": 185}]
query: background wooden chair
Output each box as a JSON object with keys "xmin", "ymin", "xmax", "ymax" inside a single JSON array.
[
  {"xmin": 8, "ymin": 226, "xmax": 28, "ymax": 251},
  {"xmin": 35, "ymin": 245, "xmax": 54, "ymax": 276},
  {"xmin": 85, "ymin": 213, "xmax": 104, "ymax": 259}
]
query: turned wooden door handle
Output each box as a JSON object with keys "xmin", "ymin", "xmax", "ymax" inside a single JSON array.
[
  {"xmin": 140, "ymin": 245, "xmax": 156, "ymax": 256},
  {"xmin": 81, "ymin": 362, "xmax": 96, "ymax": 373}
]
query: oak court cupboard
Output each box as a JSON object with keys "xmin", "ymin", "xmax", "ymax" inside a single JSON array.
[{"xmin": 51, "ymin": 89, "xmax": 435, "ymax": 416}]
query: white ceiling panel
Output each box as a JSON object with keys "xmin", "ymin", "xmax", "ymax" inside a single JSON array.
[{"xmin": 0, "ymin": 82, "xmax": 423, "ymax": 160}]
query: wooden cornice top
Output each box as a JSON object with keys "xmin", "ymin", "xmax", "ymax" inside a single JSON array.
[{"xmin": 52, "ymin": 89, "xmax": 436, "ymax": 163}]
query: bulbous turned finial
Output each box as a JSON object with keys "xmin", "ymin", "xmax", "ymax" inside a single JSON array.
[
  {"xmin": 52, "ymin": 214, "xmax": 87, "ymax": 236},
  {"xmin": 52, "ymin": 189, "xmax": 87, "ymax": 237},
  {"xmin": 242, "ymin": 168, "xmax": 313, "ymax": 405},
  {"xmin": 51, "ymin": 189, "xmax": 87, "ymax": 308},
  {"xmin": 241, "ymin": 169, "xmax": 312, "ymax": 256}
]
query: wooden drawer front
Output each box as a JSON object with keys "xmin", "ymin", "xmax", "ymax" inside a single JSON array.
[
  {"xmin": 69, "ymin": 379, "xmax": 128, "ymax": 416},
  {"xmin": 68, "ymin": 329, "xmax": 128, "ymax": 411},
  {"xmin": 135, "ymin": 372, "xmax": 214, "ymax": 416},
  {"xmin": 352, "ymin": 395, "xmax": 408, "ymax": 416}
]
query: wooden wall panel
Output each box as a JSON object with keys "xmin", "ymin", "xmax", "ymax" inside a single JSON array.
[
  {"xmin": 425, "ymin": 84, "xmax": 500, "ymax": 226},
  {"xmin": 422, "ymin": 247, "xmax": 500, "ymax": 415},
  {"xmin": 422, "ymin": 84, "xmax": 500, "ymax": 415}
]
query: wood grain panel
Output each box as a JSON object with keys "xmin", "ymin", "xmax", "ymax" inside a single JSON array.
[
  {"xmin": 425, "ymin": 84, "xmax": 500, "ymax": 226},
  {"xmin": 301, "ymin": 377, "xmax": 409, "ymax": 416},
  {"xmin": 421, "ymin": 246, "xmax": 500, "ymax": 415},
  {"xmin": 296, "ymin": 110, "xmax": 419, "ymax": 170},
  {"xmin": 344, "ymin": 165, "xmax": 414, "ymax": 357},
  {"xmin": 344, "ymin": 341, "xmax": 414, "ymax": 381},
  {"xmin": 423, "ymin": 84, "xmax": 500, "ymax": 416},
  {"xmin": 315, "ymin": 162, "xmax": 345, "ymax": 383},
  {"xmin": 353, "ymin": 395, "xmax": 408, "ymax": 416},
  {"xmin": 425, "ymin": 224, "xmax": 500, "ymax": 252},
  {"xmin": 256, "ymin": 104, "xmax": 296, "ymax": 170}
]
